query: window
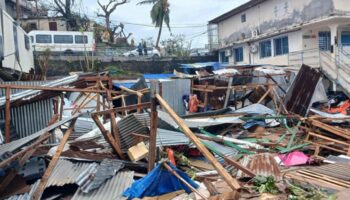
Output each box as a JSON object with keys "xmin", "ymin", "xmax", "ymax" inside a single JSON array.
[
  {"xmin": 259, "ymin": 40, "xmax": 272, "ymax": 58},
  {"xmin": 341, "ymin": 31, "xmax": 350, "ymax": 46},
  {"xmin": 241, "ymin": 14, "xmax": 246, "ymax": 23},
  {"xmin": 75, "ymin": 35, "xmax": 88, "ymax": 44},
  {"xmin": 24, "ymin": 35, "xmax": 30, "ymax": 50},
  {"xmin": 36, "ymin": 34, "xmax": 52, "ymax": 43},
  {"xmin": 234, "ymin": 47, "xmax": 244, "ymax": 62},
  {"xmin": 30, "ymin": 36, "xmax": 34, "ymax": 43},
  {"xmin": 54, "ymin": 35, "xmax": 73, "ymax": 44},
  {"xmin": 319, "ymin": 32, "xmax": 331, "ymax": 51},
  {"xmin": 29, "ymin": 23, "xmax": 37, "ymax": 30},
  {"xmin": 220, "ymin": 51, "xmax": 229, "ymax": 63},
  {"xmin": 274, "ymin": 36, "xmax": 289, "ymax": 56}
]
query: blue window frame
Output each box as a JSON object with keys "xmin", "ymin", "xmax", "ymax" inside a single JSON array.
[
  {"xmin": 234, "ymin": 47, "xmax": 243, "ymax": 62},
  {"xmin": 274, "ymin": 36, "xmax": 289, "ymax": 56},
  {"xmin": 319, "ymin": 31, "xmax": 331, "ymax": 51},
  {"xmin": 260, "ymin": 40, "xmax": 272, "ymax": 58},
  {"xmin": 341, "ymin": 31, "xmax": 350, "ymax": 46},
  {"xmin": 220, "ymin": 51, "xmax": 229, "ymax": 63}
]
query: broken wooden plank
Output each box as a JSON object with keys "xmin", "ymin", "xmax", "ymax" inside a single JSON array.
[
  {"xmin": 156, "ymin": 94, "xmax": 241, "ymax": 190},
  {"xmin": 31, "ymin": 118, "xmax": 78, "ymax": 200},
  {"xmin": 91, "ymin": 114, "xmax": 125, "ymax": 159},
  {"xmin": 163, "ymin": 162, "xmax": 209, "ymax": 200}
]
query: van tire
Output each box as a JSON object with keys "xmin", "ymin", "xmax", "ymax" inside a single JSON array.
[{"xmin": 63, "ymin": 50, "xmax": 74, "ymax": 56}]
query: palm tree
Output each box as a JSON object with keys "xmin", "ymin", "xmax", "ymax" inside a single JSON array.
[{"xmin": 138, "ymin": 0, "xmax": 170, "ymax": 49}]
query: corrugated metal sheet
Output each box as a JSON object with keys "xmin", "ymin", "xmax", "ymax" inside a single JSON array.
[
  {"xmin": 118, "ymin": 114, "xmax": 149, "ymax": 152},
  {"xmin": 0, "ymin": 114, "xmax": 80, "ymax": 157},
  {"xmin": 160, "ymin": 79, "xmax": 191, "ymax": 115},
  {"xmin": 46, "ymin": 159, "xmax": 95, "ymax": 188},
  {"xmin": 77, "ymin": 159, "xmax": 124, "ymax": 193},
  {"xmin": 284, "ymin": 65, "xmax": 321, "ymax": 116},
  {"xmin": 71, "ymin": 171, "xmax": 134, "ymax": 200},
  {"xmin": 158, "ymin": 110, "xmax": 243, "ymax": 128},
  {"xmin": 6, "ymin": 180, "xmax": 40, "ymax": 200},
  {"xmin": 0, "ymin": 81, "xmax": 57, "ymax": 140},
  {"xmin": 237, "ymin": 153, "xmax": 281, "ymax": 180},
  {"xmin": 0, "ymin": 74, "xmax": 79, "ymax": 106},
  {"xmin": 0, "ymin": 98, "xmax": 54, "ymax": 139},
  {"xmin": 156, "ymin": 129, "xmax": 190, "ymax": 147},
  {"xmin": 0, "ymin": 81, "xmax": 52, "ymax": 96},
  {"xmin": 308, "ymin": 164, "xmax": 350, "ymax": 181}
]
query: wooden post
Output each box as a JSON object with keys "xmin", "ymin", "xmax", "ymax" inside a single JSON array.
[
  {"xmin": 224, "ymin": 77, "xmax": 233, "ymax": 108},
  {"xmin": 163, "ymin": 162, "xmax": 209, "ymax": 200},
  {"xmin": 31, "ymin": 118, "xmax": 78, "ymax": 200},
  {"xmin": 148, "ymin": 96, "xmax": 158, "ymax": 172},
  {"xmin": 156, "ymin": 94, "xmax": 241, "ymax": 191},
  {"xmin": 5, "ymin": 87, "xmax": 11, "ymax": 143},
  {"xmin": 137, "ymin": 94, "xmax": 143, "ymax": 113},
  {"xmin": 59, "ymin": 93, "xmax": 64, "ymax": 121},
  {"xmin": 91, "ymin": 114, "xmax": 124, "ymax": 159}
]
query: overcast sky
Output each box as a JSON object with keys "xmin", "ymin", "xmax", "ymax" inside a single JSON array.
[{"xmin": 80, "ymin": 0, "xmax": 249, "ymax": 48}]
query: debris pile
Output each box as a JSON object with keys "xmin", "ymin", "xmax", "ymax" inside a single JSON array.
[{"xmin": 0, "ymin": 64, "xmax": 350, "ymax": 200}]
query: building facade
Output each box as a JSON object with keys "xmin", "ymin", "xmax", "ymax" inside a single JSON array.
[
  {"xmin": 21, "ymin": 17, "xmax": 68, "ymax": 32},
  {"xmin": 208, "ymin": 0, "xmax": 350, "ymax": 66}
]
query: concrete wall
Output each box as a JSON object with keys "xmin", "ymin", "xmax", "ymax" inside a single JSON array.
[
  {"xmin": 217, "ymin": 0, "xmax": 335, "ymax": 46},
  {"xmin": 21, "ymin": 18, "xmax": 67, "ymax": 32}
]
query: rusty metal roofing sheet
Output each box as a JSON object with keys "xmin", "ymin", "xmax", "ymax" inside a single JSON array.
[
  {"xmin": 6, "ymin": 180, "xmax": 40, "ymax": 200},
  {"xmin": 71, "ymin": 171, "xmax": 134, "ymax": 200},
  {"xmin": 237, "ymin": 153, "xmax": 281, "ymax": 180},
  {"xmin": 46, "ymin": 159, "xmax": 95, "ymax": 188},
  {"xmin": 284, "ymin": 64, "xmax": 321, "ymax": 116}
]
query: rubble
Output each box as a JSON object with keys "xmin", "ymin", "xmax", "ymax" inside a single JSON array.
[{"xmin": 0, "ymin": 64, "xmax": 350, "ymax": 199}]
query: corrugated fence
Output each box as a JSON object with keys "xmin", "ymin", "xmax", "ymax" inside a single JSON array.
[{"xmin": 0, "ymin": 81, "xmax": 55, "ymax": 139}]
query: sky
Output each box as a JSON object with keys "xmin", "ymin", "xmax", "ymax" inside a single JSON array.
[{"xmin": 80, "ymin": 0, "xmax": 249, "ymax": 48}]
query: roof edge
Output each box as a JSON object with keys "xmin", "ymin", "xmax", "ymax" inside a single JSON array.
[{"xmin": 209, "ymin": 0, "xmax": 268, "ymax": 24}]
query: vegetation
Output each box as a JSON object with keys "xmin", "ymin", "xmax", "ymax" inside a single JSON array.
[
  {"xmin": 37, "ymin": 49, "xmax": 51, "ymax": 80},
  {"xmin": 138, "ymin": 0, "xmax": 171, "ymax": 49},
  {"xmin": 252, "ymin": 176, "xmax": 280, "ymax": 195},
  {"xmin": 97, "ymin": 0, "xmax": 129, "ymax": 43},
  {"xmin": 161, "ymin": 34, "xmax": 191, "ymax": 57}
]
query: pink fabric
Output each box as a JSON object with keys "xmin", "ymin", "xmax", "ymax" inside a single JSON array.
[{"xmin": 278, "ymin": 151, "xmax": 309, "ymax": 166}]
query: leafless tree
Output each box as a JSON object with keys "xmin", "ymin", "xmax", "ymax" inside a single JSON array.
[{"xmin": 97, "ymin": 0, "xmax": 128, "ymax": 43}]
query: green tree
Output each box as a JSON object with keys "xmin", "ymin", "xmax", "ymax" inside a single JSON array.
[{"xmin": 138, "ymin": 0, "xmax": 171, "ymax": 49}]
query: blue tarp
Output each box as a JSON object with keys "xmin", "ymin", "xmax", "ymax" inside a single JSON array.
[
  {"xmin": 143, "ymin": 74, "xmax": 174, "ymax": 80},
  {"xmin": 123, "ymin": 163, "xmax": 198, "ymax": 199}
]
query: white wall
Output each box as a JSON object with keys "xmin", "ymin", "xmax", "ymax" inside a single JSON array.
[
  {"xmin": 217, "ymin": 0, "xmax": 335, "ymax": 47},
  {"xmin": 2, "ymin": 11, "xmax": 34, "ymax": 73}
]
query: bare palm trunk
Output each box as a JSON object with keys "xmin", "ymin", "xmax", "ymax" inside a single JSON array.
[{"xmin": 155, "ymin": 22, "xmax": 163, "ymax": 50}]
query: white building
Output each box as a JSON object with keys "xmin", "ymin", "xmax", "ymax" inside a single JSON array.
[{"xmin": 208, "ymin": 0, "xmax": 350, "ymax": 94}]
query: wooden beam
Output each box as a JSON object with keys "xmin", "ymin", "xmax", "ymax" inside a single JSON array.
[
  {"xmin": 163, "ymin": 162, "xmax": 209, "ymax": 200},
  {"xmin": 148, "ymin": 97, "xmax": 158, "ymax": 172},
  {"xmin": 311, "ymin": 120, "xmax": 350, "ymax": 140},
  {"xmin": 91, "ymin": 102, "xmax": 151, "ymax": 116},
  {"xmin": 91, "ymin": 115, "xmax": 124, "ymax": 159},
  {"xmin": 0, "ymin": 84, "xmax": 122, "ymax": 94},
  {"xmin": 5, "ymin": 87, "xmax": 10, "ymax": 143},
  {"xmin": 119, "ymin": 86, "xmax": 143, "ymax": 97},
  {"xmin": 257, "ymin": 88, "xmax": 272, "ymax": 104},
  {"xmin": 31, "ymin": 118, "xmax": 78, "ymax": 200},
  {"xmin": 156, "ymin": 94, "xmax": 241, "ymax": 190},
  {"xmin": 224, "ymin": 77, "xmax": 233, "ymax": 108}
]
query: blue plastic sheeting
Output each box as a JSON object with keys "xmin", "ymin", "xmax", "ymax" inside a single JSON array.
[
  {"xmin": 113, "ymin": 82, "xmax": 135, "ymax": 89},
  {"xmin": 243, "ymin": 120, "xmax": 266, "ymax": 129},
  {"xmin": 143, "ymin": 74, "xmax": 174, "ymax": 80},
  {"xmin": 123, "ymin": 163, "xmax": 198, "ymax": 199}
]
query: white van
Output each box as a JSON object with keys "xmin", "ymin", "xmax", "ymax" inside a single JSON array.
[{"xmin": 28, "ymin": 31, "xmax": 95, "ymax": 55}]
